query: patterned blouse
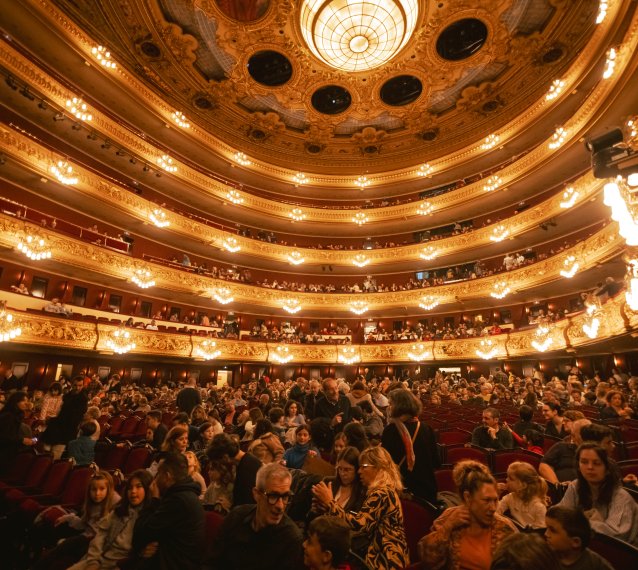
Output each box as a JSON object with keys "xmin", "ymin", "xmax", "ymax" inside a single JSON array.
[
  {"xmin": 418, "ymin": 507, "xmax": 518, "ymax": 570},
  {"xmin": 328, "ymin": 485, "xmax": 409, "ymax": 570}
]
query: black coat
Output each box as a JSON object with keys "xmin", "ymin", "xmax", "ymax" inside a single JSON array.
[
  {"xmin": 0, "ymin": 409, "xmax": 24, "ymax": 474},
  {"xmin": 41, "ymin": 390, "xmax": 88, "ymax": 445},
  {"xmin": 133, "ymin": 479, "xmax": 205, "ymax": 570}
]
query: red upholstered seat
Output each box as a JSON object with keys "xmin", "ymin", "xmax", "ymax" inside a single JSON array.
[{"xmin": 400, "ymin": 498, "xmax": 439, "ymax": 564}]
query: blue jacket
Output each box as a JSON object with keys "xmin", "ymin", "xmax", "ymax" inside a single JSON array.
[
  {"xmin": 283, "ymin": 442, "xmax": 319, "ymax": 469},
  {"xmin": 67, "ymin": 435, "xmax": 96, "ymax": 465}
]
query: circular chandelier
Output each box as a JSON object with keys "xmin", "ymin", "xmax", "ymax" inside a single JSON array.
[{"xmin": 300, "ymin": 0, "xmax": 419, "ymax": 72}]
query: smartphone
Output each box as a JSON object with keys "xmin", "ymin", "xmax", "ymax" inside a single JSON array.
[{"xmin": 32, "ymin": 437, "xmax": 38, "ymax": 443}]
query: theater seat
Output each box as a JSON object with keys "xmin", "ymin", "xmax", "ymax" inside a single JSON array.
[
  {"xmin": 400, "ymin": 498, "xmax": 439, "ymax": 564},
  {"xmin": 589, "ymin": 532, "xmax": 638, "ymax": 566}
]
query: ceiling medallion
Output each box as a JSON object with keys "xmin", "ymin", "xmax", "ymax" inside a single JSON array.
[{"xmin": 300, "ymin": 0, "xmax": 419, "ymax": 72}]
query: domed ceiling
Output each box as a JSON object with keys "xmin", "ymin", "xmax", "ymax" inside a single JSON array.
[{"xmin": 53, "ymin": 0, "xmax": 598, "ymax": 179}]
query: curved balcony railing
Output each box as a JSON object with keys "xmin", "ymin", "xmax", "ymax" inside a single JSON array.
[{"xmin": 6, "ymin": 293, "xmax": 636, "ymax": 363}]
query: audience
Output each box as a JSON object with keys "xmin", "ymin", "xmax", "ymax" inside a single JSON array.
[{"xmin": 303, "ymin": 515, "xmax": 351, "ymax": 570}]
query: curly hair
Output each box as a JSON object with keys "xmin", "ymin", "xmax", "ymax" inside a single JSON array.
[
  {"xmin": 507, "ymin": 461, "xmax": 547, "ymax": 504},
  {"xmin": 452, "ymin": 460, "xmax": 495, "ymax": 498}
]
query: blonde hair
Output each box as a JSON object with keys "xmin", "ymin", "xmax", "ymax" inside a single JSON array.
[
  {"xmin": 184, "ymin": 451, "xmax": 201, "ymax": 474},
  {"xmin": 507, "ymin": 461, "xmax": 547, "ymax": 504},
  {"xmin": 359, "ymin": 446, "xmax": 403, "ymax": 492}
]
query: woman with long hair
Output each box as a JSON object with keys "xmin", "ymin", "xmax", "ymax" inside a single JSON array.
[
  {"xmin": 558, "ymin": 442, "xmax": 638, "ymax": 544},
  {"xmin": 0, "ymin": 391, "xmax": 36, "ymax": 475},
  {"xmin": 381, "ymin": 388, "xmax": 439, "ymax": 503},
  {"xmin": 40, "ymin": 382, "xmax": 63, "ymax": 420},
  {"xmin": 312, "ymin": 446, "xmax": 409, "ymax": 569},
  {"xmin": 419, "ymin": 460, "xmax": 518, "ymax": 569}
]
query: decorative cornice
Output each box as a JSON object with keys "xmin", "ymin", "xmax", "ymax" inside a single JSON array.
[{"xmin": 8, "ymin": 293, "xmax": 636, "ymax": 362}]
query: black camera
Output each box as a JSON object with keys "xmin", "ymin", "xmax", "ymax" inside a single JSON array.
[{"xmin": 586, "ymin": 128, "xmax": 638, "ymax": 181}]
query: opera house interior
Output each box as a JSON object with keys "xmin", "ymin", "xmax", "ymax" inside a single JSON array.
[{"xmin": 1, "ymin": 0, "xmax": 638, "ymax": 385}]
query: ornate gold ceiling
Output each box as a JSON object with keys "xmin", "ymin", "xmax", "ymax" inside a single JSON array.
[{"xmin": 51, "ymin": 0, "xmax": 601, "ymax": 178}]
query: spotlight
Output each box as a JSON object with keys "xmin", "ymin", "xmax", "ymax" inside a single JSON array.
[
  {"xmin": 129, "ymin": 157, "xmax": 137, "ymax": 165},
  {"xmin": 19, "ymin": 86, "xmax": 34, "ymax": 100},
  {"xmin": 155, "ymin": 172, "xmax": 162, "ymax": 178},
  {"xmin": 587, "ymin": 128, "xmax": 638, "ymax": 180},
  {"xmin": 101, "ymin": 140, "xmax": 111, "ymax": 149},
  {"xmin": 87, "ymin": 132, "xmax": 98, "ymax": 140},
  {"xmin": 53, "ymin": 113, "xmax": 65, "ymax": 121},
  {"xmin": 71, "ymin": 122, "xmax": 82, "ymax": 130},
  {"xmin": 0, "ymin": 154, "xmax": 6, "ymax": 165},
  {"xmin": 143, "ymin": 165, "xmax": 151, "ymax": 172},
  {"xmin": 5, "ymin": 75, "xmax": 17, "ymax": 90},
  {"xmin": 116, "ymin": 149, "xmax": 126, "ymax": 156},
  {"xmin": 38, "ymin": 100, "xmax": 48, "ymax": 110}
]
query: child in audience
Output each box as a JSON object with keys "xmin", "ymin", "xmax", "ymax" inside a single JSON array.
[
  {"xmin": 497, "ymin": 461, "xmax": 547, "ymax": 528},
  {"xmin": 32, "ymin": 471, "xmax": 119, "ymax": 569},
  {"xmin": 203, "ymin": 459, "xmax": 234, "ymax": 514},
  {"xmin": 303, "ymin": 515, "xmax": 351, "ymax": 570},
  {"xmin": 283, "ymin": 424, "xmax": 319, "ymax": 469},
  {"xmin": 545, "ymin": 505, "xmax": 613, "ymax": 569},
  {"xmin": 68, "ymin": 469, "xmax": 153, "ymax": 570},
  {"xmin": 185, "ymin": 450, "xmax": 206, "ymax": 498},
  {"xmin": 66, "ymin": 422, "xmax": 97, "ymax": 466}
]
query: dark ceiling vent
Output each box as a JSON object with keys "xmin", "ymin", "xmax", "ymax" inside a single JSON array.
[
  {"xmin": 247, "ymin": 51, "xmax": 293, "ymax": 86},
  {"xmin": 436, "ymin": 19, "xmax": 488, "ymax": 61},
  {"xmin": 380, "ymin": 75, "xmax": 423, "ymax": 106},
  {"xmin": 311, "ymin": 85, "xmax": 352, "ymax": 115}
]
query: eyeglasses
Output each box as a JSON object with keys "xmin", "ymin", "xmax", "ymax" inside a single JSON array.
[
  {"xmin": 259, "ymin": 490, "xmax": 294, "ymax": 505},
  {"xmin": 359, "ymin": 463, "xmax": 375, "ymax": 469}
]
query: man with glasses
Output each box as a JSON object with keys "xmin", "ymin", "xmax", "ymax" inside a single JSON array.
[{"xmin": 208, "ymin": 463, "xmax": 303, "ymax": 570}]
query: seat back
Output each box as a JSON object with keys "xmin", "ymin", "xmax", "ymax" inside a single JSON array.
[
  {"xmin": 123, "ymin": 446, "xmax": 153, "ymax": 474},
  {"xmin": 492, "ymin": 450, "xmax": 542, "ymax": 475},
  {"xmin": 400, "ymin": 498, "xmax": 438, "ymax": 563},
  {"xmin": 589, "ymin": 532, "xmax": 638, "ymax": 565},
  {"xmin": 445, "ymin": 446, "xmax": 490, "ymax": 467},
  {"xmin": 434, "ymin": 469, "xmax": 456, "ymax": 494},
  {"xmin": 58, "ymin": 467, "xmax": 93, "ymax": 509},
  {"xmin": 437, "ymin": 429, "xmax": 472, "ymax": 446},
  {"xmin": 204, "ymin": 511, "xmax": 225, "ymax": 561},
  {"xmin": 1, "ymin": 452, "xmax": 36, "ymax": 484},
  {"xmin": 101, "ymin": 444, "xmax": 131, "ymax": 471},
  {"xmin": 24, "ymin": 454, "xmax": 53, "ymax": 488},
  {"xmin": 40, "ymin": 460, "xmax": 73, "ymax": 497}
]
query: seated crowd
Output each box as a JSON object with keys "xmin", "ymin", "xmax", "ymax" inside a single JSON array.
[{"xmin": 1, "ymin": 366, "xmax": 638, "ymax": 569}]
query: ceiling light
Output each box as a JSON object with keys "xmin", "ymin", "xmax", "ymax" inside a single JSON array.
[
  {"xmin": 157, "ymin": 154, "xmax": 177, "ymax": 173},
  {"xmin": 91, "ymin": 46, "xmax": 116, "ymax": 69},
  {"xmin": 338, "ymin": 346, "xmax": 360, "ymax": 364},
  {"xmin": 149, "ymin": 208, "xmax": 170, "ymax": 228},
  {"xmin": 352, "ymin": 212, "xmax": 369, "ymax": 226},
  {"xmin": 355, "ymin": 175, "xmax": 370, "ymax": 189},
  {"xmin": 560, "ymin": 187, "xmax": 579, "ymax": 208},
  {"xmin": 596, "ymin": 1, "xmax": 608, "ymax": 24},
  {"xmin": 289, "ymin": 208, "xmax": 306, "ymax": 222},
  {"xmin": 416, "ymin": 163, "xmax": 433, "ymax": 177},
  {"xmin": 65, "ymin": 97, "xmax": 92, "ymax": 122},
  {"xmin": 476, "ymin": 339, "xmax": 498, "ymax": 360},
  {"xmin": 49, "ymin": 160, "xmax": 78, "ymax": 185},
  {"xmin": 349, "ymin": 301, "xmax": 369, "ymax": 315},
  {"xmin": 582, "ymin": 312, "xmax": 600, "ymax": 339},
  {"xmin": 481, "ymin": 133, "xmax": 500, "ymax": 150},
  {"xmin": 106, "ymin": 325, "xmax": 136, "ymax": 354},
  {"xmin": 352, "ymin": 254, "xmax": 369, "ymax": 267},
  {"xmin": 195, "ymin": 339, "xmax": 221, "ymax": 360},
  {"xmin": 282, "ymin": 299, "xmax": 302, "ymax": 314},
  {"xmin": 490, "ymin": 224, "xmax": 510, "ymax": 242},
  {"xmin": 602, "ymin": 47, "xmax": 617, "ymax": 79},
  {"xmin": 408, "ymin": 343, "xmax": 430, "ymax": 361},
  {"xmin": 131, "ymin": 268, "xmax": 155, "ymax": 289},
  {"xmin": 211, "ymin": 287, "xmax": 234, "ymax": 305},
  {"xmin": 603, "ymin": 180, "xmax": 638, "ymax": 245},
  {"xmin": 270, "ymin": 345, "xmax": 294, "ymax": 364},
  {"xmin": 419, "ymin": 246, "xmax": 438, "ymax": 260},
  {"xmin": 418, "ymin": 296, "xmax": 438, "ymax": 310},
  {"xmin": 628, "ymin": 173, "xmax": 638, "ymax": 187},
  {"xmin": 417, "ymin": 201, "xmax": 434, "ymax": 216},
  {"xmin": 483, "ymin": 175, "xmax": 502, "ymax": 192},
  {"xmin": 293, "ymin": 172, "xmax": 308, "ymax": 186},
  {"xmin": 234, "ymin": 151, "xmax": 251, "ymax": 166},
  {"xmin": 171, "ymin": 110, "xmax": 190, "ymax": 129},
  {"xmin": 0, "ymin": 301, "xmax": 22, "ymax": 342},
  {"xmin": 549, "ymin": 127, "xmax": 567, "ymax": 149},
  {"xmin": 559, "ymin": 255, "xmax": 579, "ymax": 278},
  {"xmin": 222, "ymin": 237, "xmax": 241, "ymax": 253},
  {"xmin": 226, "ymin": 189, "xmax": 244, "ymax": 205},
  {"xmin": 627, "ymin": 117, "xmax": 637, "ymax": 141},
  {"xmin": 300, "ymin": 0, "xmax": 419, "ymax": 72},
  {"xmin": 287, "ymin": 250, "xmax": 305, "ymax": 265},
  {"xmin": 545, "ymin": 79, "xmax": 565, "ymax": 101},
  {"xmin": 490, "ymin": 281, "xmax": 511, "ymax": 299},
  {"xmin": 531, "ymin": 324, "xmax": 553, "ymax": 352},
  {"xmin": 17, "ymin": 234, "xmax": 52, "ymax": 261}
]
